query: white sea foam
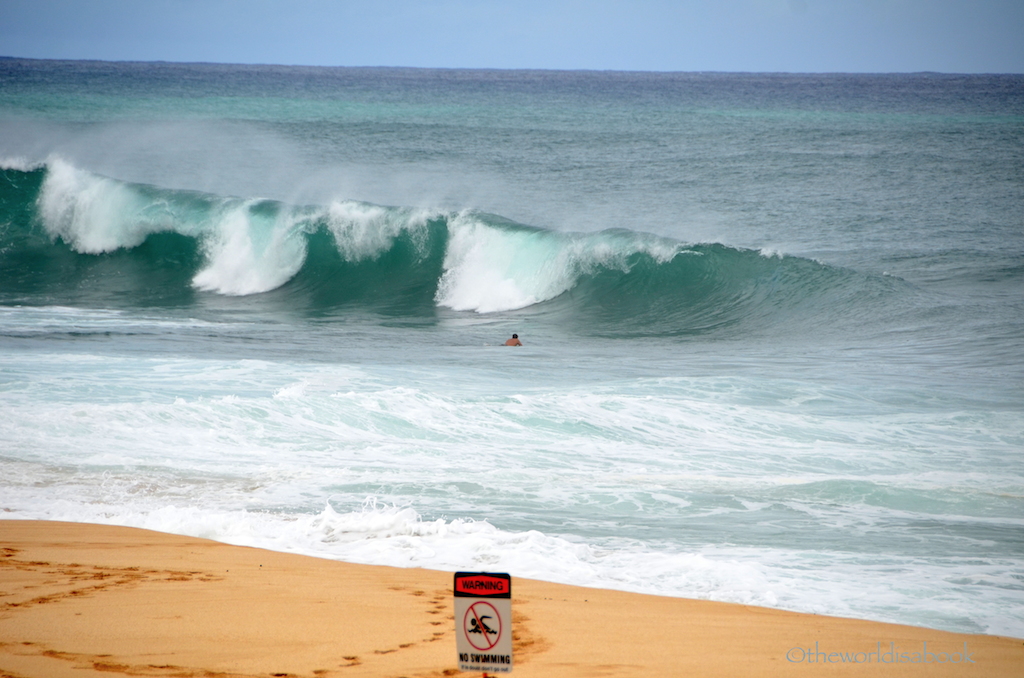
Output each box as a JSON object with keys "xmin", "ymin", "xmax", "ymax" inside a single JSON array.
[
  {"xmin": 435, "ymin": 213, "xmax": 685, "ymax": 313},
  {"xmin": 2, "ymin": 308, "xmax": 1023, "ymax": 639},
  {"xmin": 435, "ymin": 213, "xmax": 562, "ymax": 312},
  {"xmin": 0, "ymin": 496, "xmax": 787, "ymax": 608},
  {"xmin": 192, "ymin": 201, "xmax": 307, "ymax": 295},
  {"xmin": 37, "ymin": 157, "xmax": 170, "ymax": 253},
  {"xmin": 5, "ymin": 493, "xmax": 1022, "ymax": 636},
  {"xmin": 2, "ymin": 344, "xmax": 1023, "ymax": 637}
]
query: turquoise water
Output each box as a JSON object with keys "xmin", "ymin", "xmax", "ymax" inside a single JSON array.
[{"xmin": 2, "ymin": 60, "xmax": 1023, "ymax": 636}]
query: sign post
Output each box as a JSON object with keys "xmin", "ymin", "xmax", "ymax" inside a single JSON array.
[{"xmin": 454, "ymin": 572, "xmax": 513, "ymax": 674}]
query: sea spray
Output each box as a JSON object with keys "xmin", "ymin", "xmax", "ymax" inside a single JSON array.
[
  {"xmin": 3, "ymin": 159, "xmax": 896, "ymax": 337},
  {"xmin": 323, "ymin": 200, "xmax": 437, "ymax": 262}
]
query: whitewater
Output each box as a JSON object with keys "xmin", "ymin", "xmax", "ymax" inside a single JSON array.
[{"xmin": 2, "ymin": 60, "xmax": 1023, "ymax": 638}]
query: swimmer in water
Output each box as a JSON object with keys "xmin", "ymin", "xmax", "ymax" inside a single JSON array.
[{"xmin": 504, "ymin": 333, "xmax": 522, "ymax": 346}]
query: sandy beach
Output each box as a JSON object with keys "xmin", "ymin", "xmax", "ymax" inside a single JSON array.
[{"xmin": 1, "ymin": 520, "xmax": 1020, "ymax": 678}]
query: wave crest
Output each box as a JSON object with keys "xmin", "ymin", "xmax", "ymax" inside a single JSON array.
[
  {"xmin": 38, "ymin": 157, "xmax": 175, "ymax": 254},
  {"xmin": 1, "ymin": 159, "xmax": 898, "ymax": 334}
]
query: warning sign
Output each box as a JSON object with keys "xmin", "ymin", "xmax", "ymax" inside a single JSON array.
[{"xmin": 454, "ymin": 572, "xmax": 512, "ymax": 673}]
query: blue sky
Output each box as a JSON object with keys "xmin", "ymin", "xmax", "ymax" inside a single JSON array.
[{"xmin": 2, "ymin": 0, "xmax": 1022, "ymax": 73}]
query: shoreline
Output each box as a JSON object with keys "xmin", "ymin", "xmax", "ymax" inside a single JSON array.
[{"xmin": 2, "ymin": 520, "xmax": 1021, "ymax": 677}]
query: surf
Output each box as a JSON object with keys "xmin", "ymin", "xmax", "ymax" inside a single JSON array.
[{"xmin": 0, "ymin": 158, "xmax": 900, "ymax": 336}]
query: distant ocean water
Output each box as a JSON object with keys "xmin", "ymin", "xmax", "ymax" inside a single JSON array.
[{"xmin": 2, "ymin": 60, "xmax": 1023, "ymax": 637}]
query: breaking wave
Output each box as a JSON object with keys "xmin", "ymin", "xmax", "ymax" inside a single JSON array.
[{"xmin": 0, "ymin": 159, "xmax": 897, "ymax": 336}]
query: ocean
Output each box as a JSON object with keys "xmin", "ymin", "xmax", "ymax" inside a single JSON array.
[{"xmin": 2, "ymin": 59, "xmax": 1023, "ymax": 637}]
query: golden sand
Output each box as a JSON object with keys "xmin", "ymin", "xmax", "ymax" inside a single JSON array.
[{"xmin": 1, "ymin": 520, "xmax": 1020, "ymax": 677}]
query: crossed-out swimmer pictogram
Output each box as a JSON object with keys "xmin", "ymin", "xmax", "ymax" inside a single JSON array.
[{"xmin": 464, "ymin": 600, "xmax": 502, "ymax": 651}]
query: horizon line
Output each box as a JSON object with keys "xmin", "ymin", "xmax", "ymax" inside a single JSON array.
[{"xmin": 2, "ymin": 55, "xmax": 1021, "ymax": 77}]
